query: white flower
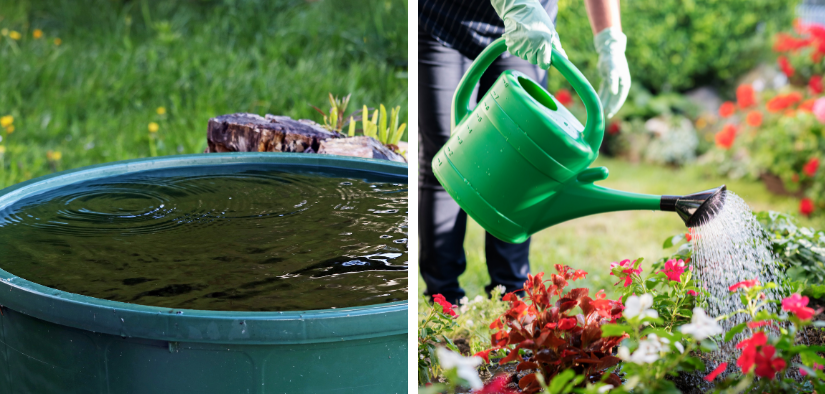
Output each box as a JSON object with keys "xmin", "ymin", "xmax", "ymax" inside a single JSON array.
[
  {"xmin": 436, "ymin": 347, "xmax": 483, "ymax": 389},
  {"xmin": 617, "ymin": 334, "xmax": 669, "ymax": 365},
  {"xmin": 674, "ymin": 341, "xmax": 685, "ymax": 354},
  {"xmin": 598, "ymin": 384, "xmax": 614, "ymax": 393},
  {"xmin": 624, "ymin": 294, "xmax": 658, "ymax": 319},
  {"xmin": 679, "ymin": 307, "xmax": 723, "ymax": 341}
]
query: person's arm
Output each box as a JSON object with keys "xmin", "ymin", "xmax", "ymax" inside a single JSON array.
[
  {"xmin": 584, "ymin": 0, "xmax": 621, "ymax": 34},
  {"xmin": 584, "ymin": 0, "xmax": 629, "ymax": 119},
  {"xmin": 491, "ymin": 0, "xmax": 566, "ymax": 70}
]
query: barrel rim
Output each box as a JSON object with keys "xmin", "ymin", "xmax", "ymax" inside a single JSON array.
[{"xmin": 0, "ymin": 152, "xmax": 409, "ymax": 344}]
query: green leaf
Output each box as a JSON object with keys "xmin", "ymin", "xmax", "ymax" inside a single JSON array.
[
  {"xmin": 548, "ymin": 369, "xmax": 576, "ymax": 394},
  {"xmin": 348, "ymin": 116, "xmax": 356, "ymax": 137},
  {"xmin": 664, "ymin": 233, "xmax": 685, "ymax": 249},
  {"xmin": 602, "ymin": 324, "xmax": 631, "ymax": 337},
  {"xmin": 378, "ymin": 104, "xmax": 388, "ymax": 143},
  {"xmin": 724, "ymin": 322, "xmax": 749, "ymax": 342}
]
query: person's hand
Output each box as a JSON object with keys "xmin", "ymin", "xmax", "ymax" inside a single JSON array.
[
  {"xmin": 491, "ymin": 0, "xmax": 567, "ymax": 70},
  {"xmin": 594, "ymin": 27, "xmax": 630, "ymax": 119}
]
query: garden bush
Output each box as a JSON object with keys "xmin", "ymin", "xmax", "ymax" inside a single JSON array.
[
  {"xmin": 702, "ymin": 23, "xmax": 825, "ymax": 217},
  {"xmin": 552, "ymin": 0, "xmax": 798, "ymax": 94}
]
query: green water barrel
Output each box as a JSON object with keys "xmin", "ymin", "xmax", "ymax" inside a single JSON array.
[{"xmin": 0, "ymin": 153, "xmax": 408, "ymax": 394}]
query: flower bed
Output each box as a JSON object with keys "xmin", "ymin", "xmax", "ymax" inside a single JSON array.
[{"xmin": 418, "ymin": 211, "xmax": 825, "ymax": 394}]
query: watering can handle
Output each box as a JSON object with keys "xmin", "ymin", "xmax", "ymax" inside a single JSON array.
[{"xmin": 451, "ymin": 37, "xmax": 605, "ymax": 154}]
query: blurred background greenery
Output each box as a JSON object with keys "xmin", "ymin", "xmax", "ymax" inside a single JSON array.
[{"xmin": 0, "ymin": 0, "xmax": 408, "ymax": 188}]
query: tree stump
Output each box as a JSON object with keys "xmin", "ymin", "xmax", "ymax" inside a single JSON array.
[
  {"xmin": 205, "ymin": 113, "xmax": 407, "ymax": 163},
  {"xmin": 206, "ymin": 113, "xmax": 338, "ymax": 154}
]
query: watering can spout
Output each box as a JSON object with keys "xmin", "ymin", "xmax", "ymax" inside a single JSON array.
[{"xmin": 660, "ymin": 185, "xmax": 727, "ymax": 228}]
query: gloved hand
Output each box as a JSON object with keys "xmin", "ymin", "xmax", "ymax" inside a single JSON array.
[
  {"xmin": 594, "ymin": 27, "xmax": 631, "ymax": 119},
  {"xmin": 491, "ymin": 0, "xmax": 567, "ymax": 70}
]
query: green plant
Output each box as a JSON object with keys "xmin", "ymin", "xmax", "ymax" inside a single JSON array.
[
  {"xmin": 418, "ymin": 294, "xmax": 460, "ymax": 386},
  {"xmin": 312, "ymin": 93, "xmax": 352, "ymax": 134},
  {"xmin": 360, "ymin": 104, "xmax": 406, "ymax": 148},
  {"xmin": 447, "ymin": 286, "xmax": 509, "ymax": 357},
  {"xmin": 757, "ymin": 211, "xmax": 825, "ymax": 289}
]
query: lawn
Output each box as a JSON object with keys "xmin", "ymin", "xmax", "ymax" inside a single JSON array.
[
  {"xmin": 0, "ymin": 0, "xmax": 407, "ymax": 189},
  {"xmin": 419, "ymin": 156, "xmax": 825, "ymax": 302}
]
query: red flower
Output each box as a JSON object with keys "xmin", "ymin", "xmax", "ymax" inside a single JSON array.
[
  {"xmin": 810, "ymin": 75, "xmax": 824, "ymax": 94},
  {"xmin": 753, "ymin": 345, "xmax": 787, "ymax": 379},
  {"xmin": 474, "ymin": 375, "xmax": 517, "ymax": 394},
  {"xmin": 745, "ymin": 111, "xmax": 763, "ymax": 127},
  {"xmin": 555, "ymin": 89, "xmax": 573, "ymax": 106},
  {"xmin": 661, "ymin": 259, "xmax": 686, "ymax": 282},
  {"xmin": 800, "ymin": 362, "xmax": 824, "ymax": 377},
  {"xmin": 570, "ymin": 269, "xmax": 587, "ymax": 281},
  {"xmin": 715, "ymin": 124, "xmax": 737, "ymax": 150},
  {"xmin": 778, "ymin": 56, "xmax": 795, "ymax": 77},
  {"xmin": 737, "ymin": 84, "xmax": 757, "ymax": 108},
  {"xmin": 804, "ymin": 157, "xmax": 820, "ymax": 177},
  {"xmin": 685, "ymin": 232, "xmax": 692, "ymax": 242},
  {"xmin": 767, "ymin": 92, "xmax": 803, "ymax": 112},
  {"xmin": 719, "ymin": 101, "xmax": 736, "ymax": 118},
  {"xmin": 610, "ymin": 259, "xmax": 642, "ymax": 287},
  {"xmin": 801, "ymin": 198, "xmax": 815, "ymax": 216},
  {"xmin": 607, "ymin": 121, "xmax": 621, "ymax": 135},
  {"xmin": 557, "ymin": 317, "xmax": 577, "ymax": 330},
  {"xmin": 774, "ymin": 32, "xmax": 813, "ymax": 52},
  {"xmin": 729, "ymin": 279, "xmax": 760, "ymax": 292},
  {"xmin": 705, "ymin": 362, "xmax": 728, "ymax": 381},
  {"xmin": 801, "ymin": 98, "xmax": 817, "ymax": 112},
  {"xmin": 736, "ymin": 331, "xmax": 767, "ymax": 372},
  {"xmin": 782, "ymin": 293, "xmax": 817, "ymax": 320},
  {"xmin": 687, "ymin": 290, "xmax": 698, "ymax": 296},
  {"xmin": 433, "ymin": 294, "xmax": 457, "ymax": 317},
  {"xmin": 747, "ymin": 321, "xmax": 774, "ymax": 329},
  {"xmin": 474, "ymin": 348, "xmax": 494, "ymax": 364}
]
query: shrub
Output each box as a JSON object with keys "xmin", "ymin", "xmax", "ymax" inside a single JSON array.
[
  {"xmin": 552, "ymin": 0, "xmax": 798, "ymax": 93},
  {"xmin": 483, "ymin": 265, "xmax": 626, "ymax": 393}
]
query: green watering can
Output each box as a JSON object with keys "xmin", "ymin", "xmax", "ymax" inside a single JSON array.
[{"xmin": 432, "ymin": 37, "xmax": 726, "ymax": 244}]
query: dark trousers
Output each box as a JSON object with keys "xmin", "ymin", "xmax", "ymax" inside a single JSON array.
[{"xmin": 418, "ymin": 28, "xmax": 547, "ymax": 304}]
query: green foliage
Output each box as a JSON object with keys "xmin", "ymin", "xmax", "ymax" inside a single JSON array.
[
  {"xmin": 361, "ymin": 104, "xmax": 407, "ymax": 148},
  {"xmin": 418, "ymin": 296, "xmax": 460, "ymax": 386},
  {"xmin": 448, "ymin": 286, "xmax": 509, "ymax": 357},
  {"xmin": 0, "ymin": 0, "xmax": 407, "ymax": 188},
  {"xmin": 757, "ymin": 211, "xmax": 825, "ymax": 288},
  {"xmin": 553, "ymin": 0, "xmax": 798, "ymax": 93},
  {"xmin": 313, "ymin": 93, "xmax": 351, "ymax": 134}
]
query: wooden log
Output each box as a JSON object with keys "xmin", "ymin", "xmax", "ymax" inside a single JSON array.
[
  {"xmin": 318, "ymin": 136, "xmax": 407, "ymax": 163},
  {"xmin": 205, "ymin": 113, "xmax": 339, "ymax": 154}
]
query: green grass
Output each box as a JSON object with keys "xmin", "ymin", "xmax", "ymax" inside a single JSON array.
[
  {"xmin": 419, "ymin": 157, "xmax": 825, "ymax": 302},
  {"xmin": 0, "ymin": 0, "xmax": 407, "ymax": 188}
]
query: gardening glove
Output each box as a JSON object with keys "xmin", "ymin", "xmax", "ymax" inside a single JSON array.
[
  {"xmin": 491, "ymin": 0, "xmax": 567, "ymax": 70},
  {"xmin": 594, "ymin": 27, "xmax": 631, "ymax": 119}
]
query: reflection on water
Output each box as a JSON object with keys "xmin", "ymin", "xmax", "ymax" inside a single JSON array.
[{"xmin": 0, "ymin": 164, "xmax": 408, "ymax": 311}]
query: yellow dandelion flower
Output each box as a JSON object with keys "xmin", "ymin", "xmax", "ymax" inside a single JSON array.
[
  {"xmin": 0, "ymin": 115, "xmax": 12, "ymax": 127},
  {"xmin": 156, "ymin": 107, "xmax": 166, "ymax": 115},
  {"xmin": 52, "ymin": 151, "xmax": 62, "ymax": 161},
  {"xmin": 1, "ymin": 29, "xmax": 8, "ymax": 36},
  {"xmin": 33, "ymin": 29, "xmax": 43, "ymax": 39},
  {"xmin": 0, "ymin": 146, "xmax": 5, "ymax": 154},
  {"xmin": 5, "ymin": 125, "xmax": 14, "ymax": 134},
  {"xmin": 54, "ymin": 38, "xmax": 62, "ymax": 46},
  {"xmin": 148, "ymin": 122, "xmax": 159, "ymax": 133},
  {"xmin": 9, "ymin": 31, "xmax": 21, "ymax": 40}
]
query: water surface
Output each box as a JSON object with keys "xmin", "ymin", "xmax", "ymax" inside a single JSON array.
[{"xmin": 0, "ymin": 164, "xmax": 408, "ymax": 311}]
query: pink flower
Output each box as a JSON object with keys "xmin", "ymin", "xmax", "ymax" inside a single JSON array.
[
  {"xmin": 433, "ymin": 294, "xmax": 457, "ymax": 317},
  {"xmin": 813, "ymin": 97, "xmax": 825, "ymax": 123},
  {"xmin": 800, "ymin": 362, "xmax": 824, "ymax": 377},
  {"xmin": 705, "ymin": 362, "xmax": 727, "ymax": 381},
  {"xmin": 687, "ymin": 290, "xmax": 698, "ymax": 296},
  {"xmin": 729, "ymin": 279, "xmax": 760, "ymax": 292},
  {"xmin": 610, "ymin": 259, "xmax": 642, "ymax": 287},
  {"xmin": 661, "ymin": 259, "xmax": 686, "ymax": 282},
  {"xmin": 782, "ymin": 293, "xmax": 817, "ymax": 320}
]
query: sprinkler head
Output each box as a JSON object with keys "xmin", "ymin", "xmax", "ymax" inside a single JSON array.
[{"xmin": 660, "ymin": 185, "xmax": 727, "ymax": 228}]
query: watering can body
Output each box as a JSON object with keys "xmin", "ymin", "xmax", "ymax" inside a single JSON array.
[{"xmin": 432, "ymin": 37, "xmax": 661, "ymax": 243}]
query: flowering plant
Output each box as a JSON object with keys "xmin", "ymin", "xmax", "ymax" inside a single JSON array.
[
  {"xmin": 611, "ymin": 233, "xmax": 702, "ymax": 332},
  {"xmin": 482, "ymin": 265, "xmax": 626, "ymax": 393},
  {"xmin": 707, "ymin": 280, "xmax": 825, "ymax": 392},
  {"xmin": 418, "ymin": 294, "xmax": 461, "ymax": 385},
  {"xmin": 449, "ymin": 286, "xmax": 510, "ymax": 357}
]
